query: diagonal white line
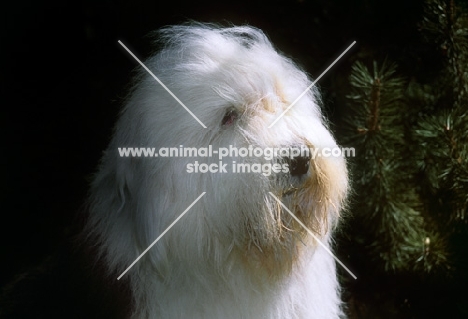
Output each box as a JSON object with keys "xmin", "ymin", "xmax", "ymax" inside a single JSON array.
[
  {"xmin": 118, "ymin": 40, "xmax": 207, "ymax": 129},
  {"xmin": 268, "ymin": 41, "xmax": 356, "ymax": 128},
  {"xmin": 268, "ymin": 192, "xmax": 357, "ymax": 279},
  {"xmin": 117, "ymin": 192, "xmax": 206, "ymax": 280}
]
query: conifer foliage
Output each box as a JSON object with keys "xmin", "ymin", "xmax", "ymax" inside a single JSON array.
[{"xmin": 340, "ymin": 0, "xmax": 467, "ymax": 316}]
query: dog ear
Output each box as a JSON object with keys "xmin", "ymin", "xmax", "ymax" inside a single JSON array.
[{"xmin": 84, "ymin": 148, "xmax": 141, "ymax": 271}]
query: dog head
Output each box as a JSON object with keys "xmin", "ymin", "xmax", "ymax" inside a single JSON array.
[{"xmin": 88, "ymin": 23, "xmax": 348, "ymax": 278}]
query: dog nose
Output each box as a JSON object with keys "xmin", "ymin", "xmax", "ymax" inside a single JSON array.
[{"xmin": 285, "ymin": 154, "xmax": 311, "ymax": 176}]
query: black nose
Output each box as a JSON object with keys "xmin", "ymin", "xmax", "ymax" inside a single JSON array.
[{"xmin": 284, "ymin": 154, "xmax": 311, "ymax": 176}]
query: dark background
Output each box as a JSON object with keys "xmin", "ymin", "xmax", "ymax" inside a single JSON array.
[{"xmin": 2, "ymin": 0, "xmax": 453, "ymax": 318}]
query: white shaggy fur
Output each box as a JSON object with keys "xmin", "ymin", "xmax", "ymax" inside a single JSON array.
[{"xmin": 87, "ymin": 23, "xmax": 348, "ymax": 318}]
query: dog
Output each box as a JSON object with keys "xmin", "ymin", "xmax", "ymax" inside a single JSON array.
[{"xmin": 86, "ymin": 23, "xmax": 349, "ymax": 318}]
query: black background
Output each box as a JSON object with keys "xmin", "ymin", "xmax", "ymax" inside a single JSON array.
[{"xmin": 2, "ymin": 0, "xmax": 449, "ymax": 318}]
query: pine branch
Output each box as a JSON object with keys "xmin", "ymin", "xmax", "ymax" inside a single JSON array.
[
  {"xmin": 342, "ymin": 60, "xmax": 438, "ymax": 272},
  {"xmin": 417, "ymin": 0, "xmax": 468, "ymax": 221},
  {"xmin": 421, "ymin": 0, "xmax": 468, "ymax": 108}
]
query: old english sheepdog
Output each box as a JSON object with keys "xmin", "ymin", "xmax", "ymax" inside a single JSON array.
[{"xmin": 86, "ymin": 23, "xmax": 349, "ymax": 318}]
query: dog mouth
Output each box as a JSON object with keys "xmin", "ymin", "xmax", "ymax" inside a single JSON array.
[{"xmin": 282, "ymin": 185, "xmax": 298, "ymax": 196}]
